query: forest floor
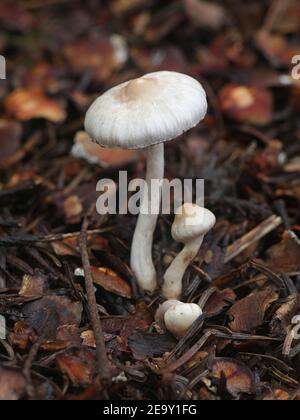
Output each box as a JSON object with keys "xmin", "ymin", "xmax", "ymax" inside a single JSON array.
[{"xmin": 0, "ymin": 0, "xmax": 300, "ymax": 400}]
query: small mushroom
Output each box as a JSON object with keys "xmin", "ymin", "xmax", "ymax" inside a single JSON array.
[
  {"xmin": 155, "ymin": 299, "xmax": 184, "ymax": 327},
  {"xmin": 162, "ymin": 203, "xmax": 216, "ymax": 299},
  {"xmin": 155, "ymin": 300, "xmax": 202, "ymax": 338},
  {"xmin": 85, "ymin": 72, "xmax": 207, "ymax": 293}
]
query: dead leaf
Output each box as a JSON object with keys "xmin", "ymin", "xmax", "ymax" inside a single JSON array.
[
  {"xmin": 246, "ymin": 139, "xmax": 283, "ymax": 175},
  {"xmin": 284, "ymin": 157, "xmax": 300, "ymax": 173},
  {"xmin": 51, "ymin": 234, "xmax": 108, "ymax": 257},
  {"xmin": 51, "ymin": 237, "xmax": 80, "ymax": 257},
  {"xmin": 110, "ymin": 0, "xmax": 148, "ymax": 14},
  {"xmin": 266, "ymin": 235, "xmax": 300, "ymax": 273},
  {"xmin": 64, "ymin": 36, "xmax": 127, "ymax": 82},
  {"xmin": 81, "ymin": 330, "xmax": 96, "ymax": 348},
  {"xmin": 196, "ymin": 47, "xmax": 228, "ymax": 76},
  {"xmin": 203, "ymin": 288, "xmax": 236, "ymax": 315},
  {"xmin": 219, "ymin": 84, "xmax": 273, "ymax": 125},
  {"xmin": 19, "ymin": 271, "xmax": 48, "ymax": 298},
  {"xmin": 23, "ymin": 295, "xmax": 83, "ymax": 339},
  {"xmin": 262, "ymin": 388, "xmax": 291, "ymax": 401},
  {"xmin": 271, "ymin": 293, "xmax": 300, "ymax": 336},
  {"xmin": 0, "ymin": 368, "xmax": 26, "ymax": 401},
  {"xmin": 9, "ymin": 321, "xmax": 36, "ymax": 351},
  {"xmin": 22, "ymin": 62, "xmax": 63, "ymax": 94},
  {"xmin": 228, "ymin": 289, "xmax": 278, "ymax": 333},
  {"xmin": 199, "ymin": 386, "xmax": 218, "ymax": 400},
  {"xmin": 274, "ymin": 0, "xmax": 300, "ymax": 34},
  {"xmin": 131, "ymin": 46, "xmax": 187, "ymax": 74},
  {"xmin": 255, "ymin": 30, "xmax": 298, "ymax": 68},
  {"xmin": 57, "ymin": 325, "xmax": 81, "ymax": 345},
  {"xmin": 56, "ymin": 348, "xmax": 96, "ymax": 387},
  {"xmin": 63, "ymin": 195, "xmax": 83, "ymax": 223},
  {"xmin": 91, "ymin": 266, "xmax": 132, "ymax": 299},
  {"xmin": 134, "ymin": 300, "xmax": 153, "ymax": 326},
  {"xmin": 184, "ymin": 0, "xmax": 228, "ymax": 30},
  {"xmin": 72, "ymin": 131, "xmax": 140, "ymax": 167},
  {"xmin": 5, "ymin": 89, "xmax": 66, "ymax": 122},
  {"xmin": 128, "ymin": 331, "xmax": 177, "ymax": 360},
  {"xmin": 40, "ymin": 340, "xmax": 71, "ymax": 352},
  {"xmin": 209, "ymin": 358, "xmax": 255, "ymax": 396}
]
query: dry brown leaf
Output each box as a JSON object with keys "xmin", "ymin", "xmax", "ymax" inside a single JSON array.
[
  {"xmin": 131, "ymin": 46, "xmax": 187, "ymax": 74},
  {"xmin": 219, "ymin": 84, "xmax": 273, "ymax": 126},
  {"xmin": 110, "ymin": 0, "xmax": 146, "ymax": 14},
  {"xmin": 0, "ymin": 368, "xmax": 26, "ymax": 401},
  {"xmin": 275, "ymin": 1, "xmax": 300, "ymax": 34},
  {"xmin": 246, "ymin": 139, "xmax": 283, "ymax": 175},
  {"xmin": 284, "ymin": 157, "xmax": 300, "ymax": 173},
  {"xmin": 184, "ymin": 0, "xmax": 228, "ymax": 30},
  {"xmin": 196, "ymin": 48, "xmax": 228, "ymax": 76},
  {"xmin": 72, "ymin": 131, "xmax": 140, "ymax": 167},
  {"xmin": 22, "ymin": 62, "xmax": 63, "ymax": 94},
  {"xmin": 271, "ymin": 294, "xmax": 300, "ymax": 336},
  {"xmin": 40, "ymin": 340, "xmax": 71, "ymax": 352},
  {"xmin": 63, "ymin": 195, "xmax": 83, "ymax": 223},
  {"xmin": 51, "ymin": 234, "xmax": 108, "ymax": 257},
  {"xmin": 266, "ymin": 235, "xmax": 300, "ymax": 273},
  {"xmin": 228, "ymin": 289, "xmax": 278, "ymax": 333},
  {"xmin": 199, "ymin": 386, "xmax": 219, "ymax": 400},
  {"xmin": 81, "ymin": 330, "xmax": 96, "ymax": 348},
  {"xmin": 262, "ymin": 388, "xmax": 291, "ymax": 400},
  {"xmin": 91, "ymin": 266, "xmax": 132, "ymax": 299},
  {"xmin": 128, "ymin": 331, "xmax": 177, "ymax": 360},
  {"xmin": 23, "ymin": 295, "xmax": 83, "ymax": 339},
  {"xmin": 19, "ymin": 272, "xmax": 48, "ymax": 298},
  {"xmin": 51, "ymin": 238, "xmax": 80, "ymax": 257},
  {"xmin": 5, "ymin": 88, "xmax": 66, "ymax": 122},
  {"xmin": 203, "ymin": 288, "xmax": 236, "ymax": 315},
  {"xmin": 56, "ymin": 349, "xmax": 96, "ymax": 387},
  {"xmin": 210, "ymin": 358, "xmax": 255, "ymax": 396},
  {"xmin": 255, "ymin": 30, "xmax": 299, "ymax": 68},
  {"xmin": 64, "ymin": 36, "xmax": 127, "ymax": 82},
  {"xmin": 9, "ymin": 321, "xmax": 35, "ymax": 351}
]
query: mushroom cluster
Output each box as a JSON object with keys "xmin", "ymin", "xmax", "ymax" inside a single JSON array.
[{"xmin": 85, "ymin": 71, "xmax": 208, "ymax": 293}]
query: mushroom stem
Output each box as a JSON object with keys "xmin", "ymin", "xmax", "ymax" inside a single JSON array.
[
  {"xmin": 131, "ymin": 143, "xmax": 164, "ymax": 292},
  {"xmin": 162, "ymin": 236, "xmax": 204, "ymax": 299}
]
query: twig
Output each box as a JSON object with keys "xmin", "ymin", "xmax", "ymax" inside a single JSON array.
[
  {"xmin": 79, "ymin": 206, "xmax": 111, "ymax": 388},
  {"xmin": 23, "ymin": 313, "xmax": 51, "ymax": 398},
  {"xmin": 161, "ymin": 328, "xmax": 280, "ymax": 374},
  {"xmin": 225, "ymin": 215, "xmax": 282, "ymax": 263},
  {"xmin": 0, "ymin": 133, "xmax": 41, "ymax": 169},
  {"xmin": 0, "ymin": 228, "xmax": 113, "ymax": 247},
  {"xmin": 23, "ymin": 334, "xmax": 45, "ymax": 398}
]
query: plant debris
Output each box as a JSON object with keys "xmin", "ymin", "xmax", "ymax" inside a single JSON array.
[{"xmin": 0, "ymin": 0, "xmax": 300, "ymax": 401}]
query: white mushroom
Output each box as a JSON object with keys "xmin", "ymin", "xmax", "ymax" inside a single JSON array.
[
  {"xmin": 162, "ymin": 204, "xmax": 216, "ymax": 299},
  {"xmin": 85, "ymin": 71, "xmax": 207, "ymax": 293},
  {"xmin": 155, "ymin": 299, "xmax": 185, "ymax": 327},
  {"xmin": 155, "ymin": 300, "xmax": 202, "ymax": 338}
]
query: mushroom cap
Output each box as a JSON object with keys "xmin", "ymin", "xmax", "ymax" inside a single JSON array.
[
  {"xmin": 172, "ymin": 203, "xmax": 216, "ymax": 243},
  {"xmin": 155, "ymin": 299, "xmax": 184, "ymax": 326},
  {"xmin": 84, "ymin": 71, "xmax": 207, "ymax": 150},
  {"xmin": 164, "ymin": 303, "xmax": 202, "ymax": 338}
]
